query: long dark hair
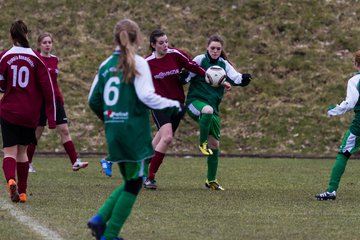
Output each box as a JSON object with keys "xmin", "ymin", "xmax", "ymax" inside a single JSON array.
[
  {"xmin": 10, "ymin": 20, "xmax": 30, "ymax": 48},
  {"xmin": 207, "ymin": 34, "xmax": 233, "ymax": 66},
  {"xmin": 149, "ymin": 29, "xmax": 165, "ymax": 51}
]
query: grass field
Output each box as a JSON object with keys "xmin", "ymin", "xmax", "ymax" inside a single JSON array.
[
  {"xmin": 1, "ymin": 156, "xmax": 360, "ymax": 240},
  {"xmin": 2, "ymin": 1, "xmax": 359, "ymax": 156}
]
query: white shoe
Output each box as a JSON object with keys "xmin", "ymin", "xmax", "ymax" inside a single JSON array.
[
  {"xmin": 29, "ymin": 163, "xmax": 36, "ymax": 173},
  {"xmin": 72, "ymin": 159, "xmax": 89, "ymax": 171},
  {"xmin": 144, "ymin": 178, "xmax": 158, "ymax": 190}
]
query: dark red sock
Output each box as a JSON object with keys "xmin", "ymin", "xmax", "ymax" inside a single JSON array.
[
  {"xmin": 2, "ymin": 157, "xmax": 17, "ymax": 182},
  {"xmin": 63, "ymin": 141, "xmax": 78, "ymax": 164},
  {"xmin": 27, "ymin": 143, "xmax": 36, "ymax": 164},
  {"xmin": 17, "ymin": 162, "xmax": 29, "ymax": 194},
  {"xmin": 148, "ymin": 151, "xmax": 165, "ymax": 180}
]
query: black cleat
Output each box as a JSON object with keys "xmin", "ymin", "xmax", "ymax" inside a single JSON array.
[{"xmin": 315, "ymin": 191, "xmax": 336, "ymax": 201}]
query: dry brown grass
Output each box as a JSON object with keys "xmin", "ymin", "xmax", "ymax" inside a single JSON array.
[{"xmin": 0, "ymin": 1, "xmax": 359, "ymax": 156}]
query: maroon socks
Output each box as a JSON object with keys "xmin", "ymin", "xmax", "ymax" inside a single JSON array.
[
  {"xmin": 148, "ymin": 151, "xmax": 165, "ymax": 180},
  {"xmin": 17, "ymin": 162, "xmax": 29, "ymax": 194},
  {"xmin": 63, "ymin": 141, "xmax": 78, "ymax": 164},
  {"xmin": 2, "ymin": 157, "xmax": 16, "ymax": 182},
  {"xmin": 27, "ymin": 143, "xmax": 36, "ymax": 164}
]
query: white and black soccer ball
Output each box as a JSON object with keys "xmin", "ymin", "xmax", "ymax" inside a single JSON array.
[{"xmin": 205, "ymin": 66, "xmax": 226, "ymax": 87}]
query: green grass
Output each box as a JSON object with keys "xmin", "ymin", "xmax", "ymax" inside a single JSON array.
[
  {"xmin": 1, "ymin": 156, "xmax": 360, "ymax": 240},
  {"xmin": 0, "ymin": 209, "xmax": 43, "ymax": 240},
  {"xmin": 1, "ymin": 1, "xmax": 360, "ymax": 156}
]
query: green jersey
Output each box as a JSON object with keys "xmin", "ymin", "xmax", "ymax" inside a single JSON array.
[
  {"xmin": 186, "ymin": 53, "xmax": 247, "ymax": 115},
  {"xmin": 89, "ymin": 51, "xmax": 180, "ymax": 162}
]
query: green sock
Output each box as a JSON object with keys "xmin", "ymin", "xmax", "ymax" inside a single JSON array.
[
  {"xmin": 199, "ymin": 113, "xmax": 212, "ymax": 144},
  {"xmin": 104, "ymin": 190, "xmax": 138, "ymax": 239},
  {"xmin": 328, "ymin": 153, "xmax": 349, "ymax": 192},
  {"xmin": 98, "ymin": 185, "xmax": 124, "ymax": 221},
  {"xmin": 207, "ymin": 149, "xmax": 219, "ymax": 181}
]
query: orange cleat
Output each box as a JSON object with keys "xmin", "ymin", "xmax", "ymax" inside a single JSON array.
[
  {"xmin": 8, "ymin": 179, "xmax": 20, "ymax": 202},
  {"xmin": 19, "ymin": 193, "xmax": 27, "ymax": 203}
]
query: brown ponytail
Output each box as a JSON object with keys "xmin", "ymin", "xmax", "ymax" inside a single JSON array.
[
  {"xmin": 10, "ymin": 20, "xmax": 30, "ymax": 48},
  {"xmin": 113, "ymin": 19, "xmax": 142, "ymax": 83},
  {"xmin": 355, "ymin": 50, "xmax": 360, "ymax": 67}
]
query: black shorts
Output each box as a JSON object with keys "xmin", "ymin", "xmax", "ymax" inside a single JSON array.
[
  {"xmin": 1, "ymin": 117, "xmax": 37, "ymax": 148},
  {"xmin": 151, "ymin": 109, "xmax": 182, "ymax": 133},
  {"xmin": 38, "ymin": 101, "xmax": 68, "ymax": 126}
]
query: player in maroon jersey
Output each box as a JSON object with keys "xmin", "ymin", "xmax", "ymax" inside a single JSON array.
[
  {"xmin": 99, "ymin": 30, "xmax": 205, "ymax": 185},
  {"xmin": 26, "ymin": 32, "xmax": 88, "ymax": 173},
  {"xmin": 0, "ymin": 20, "xmax": 56, "ymax": 203},
  {"xmin": 143, "ymin": 29, "xmax": 206, "ymax": 189}
]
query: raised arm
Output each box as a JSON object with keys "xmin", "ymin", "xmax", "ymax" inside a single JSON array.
[
  {"xmin": 176, "ymin": 49, "xmax": 206, "ymax": 77},
  {"xmin": 133, "ymin": 55, "xmax": 181, "ymax": 111}
]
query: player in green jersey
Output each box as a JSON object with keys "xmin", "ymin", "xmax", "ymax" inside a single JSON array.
[
  {"xmin": 185, "ymin": 35, "xmax": 252, "ymax": 190},
  {"xmin": 87, "ymin": 19, "xmax": 182, "ymax": 240},
  {"xmin": 316, "ymin": 50, "xmax": 360, "ymax": 201}
]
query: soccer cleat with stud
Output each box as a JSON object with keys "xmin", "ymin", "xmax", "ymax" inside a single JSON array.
[
  {"xmin": 144, "ymin": 178, "xmax": 158, "ymax": 190},
  {"xmin": 72, "ymin": 158, "xmax": 89, "ymax": 171},
  {"xmin": 205, "ymin": 179, "xmax": 225, "ymax": 191},
  {"xmin": 8, "ymin": 179, "xmax": 20, "ymax": 202},
  {"xmin": 315, "ymin": 191, "xmax": 336, "ymax": 201},
  {"xmin": 100, "ymin": 158, "xmax": 112, "ymax": 177},
  {"xmin": 87, "ymin": 214, "xmax": 106, "ymax": 240},
  {"xmin": 28, "ymin": 163, "xmax": 36, "ymax": 173},
  {"xmin": 198, "ymin": 142, "xmax": 213, "ymax": 155},
  {"xmin": 19, "ymin": 193, "xmax": 27, "ymax": 203}
]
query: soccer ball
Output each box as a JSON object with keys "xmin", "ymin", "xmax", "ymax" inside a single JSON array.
[{"xmin": 205, "ymin": 66, "xmax": 226, "ymax": 87}]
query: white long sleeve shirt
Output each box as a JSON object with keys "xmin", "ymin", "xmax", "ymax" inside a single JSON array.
[{"xmin": 328, "ymin": 73, "xmax": 360, "ymax": 116}]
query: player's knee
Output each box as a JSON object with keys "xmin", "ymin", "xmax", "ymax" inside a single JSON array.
[
  {"xmin": 201, "ymin": 105, "xmax": 213, "ymax": 114},
  {"xmin": 58, "ymin": 127, "xmax": 70, "ymax": 139},
  {"xmin": 124, "ymin": 177, "xmax": 143, "ymax": 195},
  {"xmin": 162, "ymin": 134, "xmax": 173, "ymax": 146}
]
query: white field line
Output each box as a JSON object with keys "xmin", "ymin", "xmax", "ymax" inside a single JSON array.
[{"xmin": 0, "ymin": 193, "xmax": 63, "ymax": 240}]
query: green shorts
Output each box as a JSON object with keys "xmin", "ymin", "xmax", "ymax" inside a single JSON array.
[
  {"xmin": 118, "ymin": 159, "xmax": 149, "ymax": 181},
  {"xmin": 187, "ymin": 100, "xmax": 220, "ymax": 140},
  {"xmin": 339, "ymin": 129, "xmax": 360, "ymax": 154}
]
